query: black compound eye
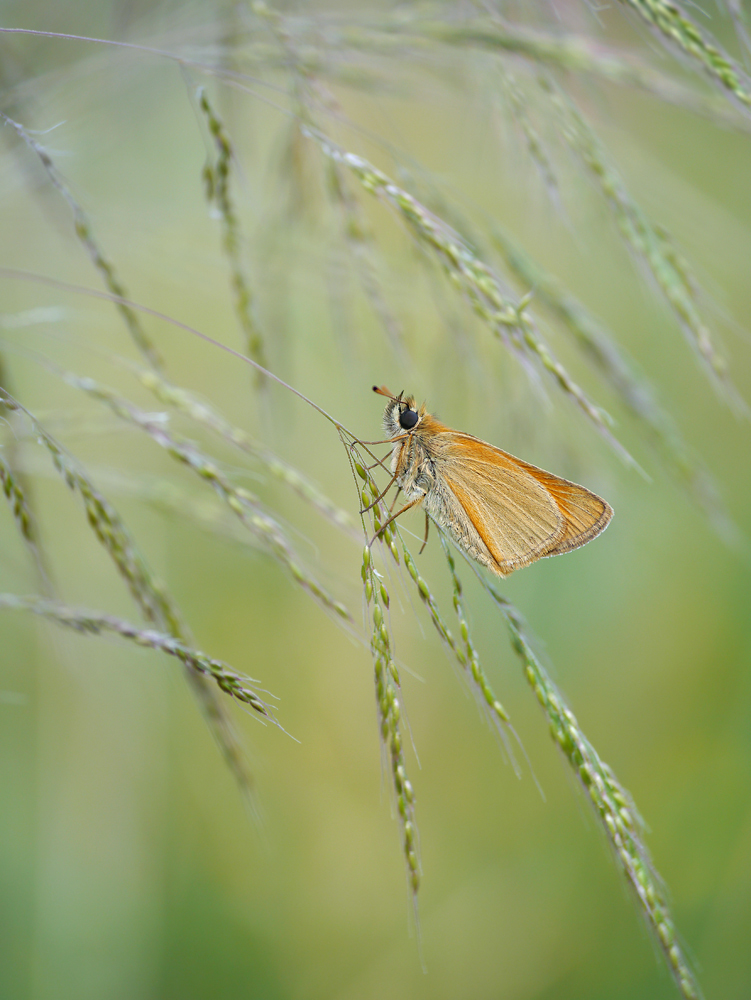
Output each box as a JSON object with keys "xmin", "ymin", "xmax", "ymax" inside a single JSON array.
[{"xmin": 399, "ymin": 408, "xmax": 419, "ymax": 430}]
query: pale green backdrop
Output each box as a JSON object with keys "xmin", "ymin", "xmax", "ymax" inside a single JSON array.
[{"xmin": 1, "ymin": 3, "xmax": 751, "ymax": 999}]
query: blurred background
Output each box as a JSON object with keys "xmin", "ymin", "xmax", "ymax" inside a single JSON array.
[{"xmin": 1, "ymin": 2, "xmax": 751, "ymax": 998}]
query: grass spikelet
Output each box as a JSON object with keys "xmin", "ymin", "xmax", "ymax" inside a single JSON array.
[
  {"xmin": 328, "ymin": 14, "xmax": 745, "ymax": 137},
  {"xmin": 362, "ymin": 547, "xmax": 421, "ymax": 903},
  {"xmin": 0, "ymin": 452, "xmax": 37, "ymax": 546},
  {"xmin": 198, "ymin": 88, "xmax": 268, "ymax": 381},
  {"xmin": 440, "ymin": 540, "xmax": 512, "ymax": 729},
  {"xmin": 483, "ymin": 581, "xmax": 701, "ymax": 1000},
  {"xmin": 0, "ymin": 355, "xmax": 54, "ymax": 588},
  {"xmin": 0, "ymin": 594, "xmax": 276, "ymax": 720},
  {"xmin": 398, "ymin": 536, "xmax": 515, "ymax": 752},
  {"xmin": 350, "ymin": 439, "xmax": 516, "ymax": 886},
  {"xmin": 0, "ymin": 112, "xmax": 162, "ymax": 370},
  {"xmin": 346, "ymin": 442, "xmax": 400, "ymax": 564},
  {"xmin": 348, "ymin": 435, "xmax": 510, "ymax": 749},
  {"xmin": 618, "ymin": 0, "xmax": 751, "ymax": 109},
  {"xmin": 1, "ymin": 390, "xmax": 182, "ymax": 633},
  {"xmin": 48, "ymin": 468, "xmax": 271, "ymax": 554},
  {"xmin": 346, "ymin": 443, "xmax": 419, "ymax": 898}
]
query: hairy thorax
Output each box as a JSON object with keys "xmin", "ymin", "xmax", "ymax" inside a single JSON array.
[{"xmin": 388, "ymin": 420, "xmax": 499, "ymax": 572}]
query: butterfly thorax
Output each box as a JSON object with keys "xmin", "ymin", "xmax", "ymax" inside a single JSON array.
[{"xmin": 384, "ymin": 406, "xmax": 453, "ymax": 501}]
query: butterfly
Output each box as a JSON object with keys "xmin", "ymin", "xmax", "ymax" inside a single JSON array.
[{"xmin": 371, "ymin": 386, "xmax": 612, "ymax": 576}]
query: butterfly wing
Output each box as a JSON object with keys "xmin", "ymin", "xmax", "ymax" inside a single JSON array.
[
  {"xmin": 514, "ymin": 461, "xmax": 613, "ymax": 555},
  {"xmin": 435, "ymin": 437, "xmax": 566, "ymax": 574},
  {"xmin": 437, "ymin": 434, "xmax": 611, "ymax": 574}
]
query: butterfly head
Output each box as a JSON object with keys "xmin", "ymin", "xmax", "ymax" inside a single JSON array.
[{"xmin": 373, "ymin": 385, "xmax": 424, "ymax": 438}]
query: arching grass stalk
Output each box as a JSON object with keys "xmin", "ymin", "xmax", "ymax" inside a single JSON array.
[
  {"xmin": 197, "ymin": 88, "xmax": 268, "ymax": 381},
  {"xmin": 538, "ymin": 77, "xmax": 737, "ymax": 406},
  {"xmin": 618, "ymin": 0, "xmax": 751, "ymax": 109},
  {"xmin": 481, "ymin": 578, "xmax": 701, "ymax": 1000},
  {"xmin": 387, "ymin": 16, "xmax": 749, "ymax": 128},
  {"xmin": 30, "ymin": 366, "xmax": 350, "ymax": 622},
  {"xmin": 0, "ymin": 452, "xmax": 37, "ymax": 548},
  {"xmin": 308, "ymin": 132, "xmax": 633, "ymax": 464},
  {"xmin": 0, "ymin": 388, "xmax": 257, "ymax": 803},
  {"xmin": 349, "ymin": 448, "xmax": 420, "ymax": 908},
  {"xmin": 0, "ymin": 112, "xmax": 162, "ymax": 370},
  {"xmin": 436, "ymin": 538, "xmax": 516, "ymax": 761},
  {"xmin": 397, "ymin": 533, "xmax": 516, "ymax": 763},
  {"xmin": 0, "ymin": 594, "xmax": 277, "ymax": 721},
  {"xmin": 133, "ymin": 363, "xmax": 353, "ymax": 533},
  {"xmin": 490, "ymin": 225, "xmax": 732, "ymax": 536}
]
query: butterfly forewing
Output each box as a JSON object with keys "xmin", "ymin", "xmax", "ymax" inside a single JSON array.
[
  {"xmin": 441, "ymin": 436, "xmax": 567, "ymax": 574},
  {"xmin": 483, "ymin": 449, "xmax": 614, "ymax": 554},
  {"xmin": 527, "ymin": 470, "xmax": 612, "ymax": 554},
  {"xmin": 441, "ymin": 434, "xmax": 611, "ymax": 572}
]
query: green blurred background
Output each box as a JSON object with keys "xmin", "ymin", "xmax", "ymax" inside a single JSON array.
[{"xmin": 2, "ymin": 3, "xmax": 751, "ymax": 999}]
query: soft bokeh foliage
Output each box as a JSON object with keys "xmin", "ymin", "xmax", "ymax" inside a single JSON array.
[{"xmin": 2, "ymin": 2, "xmax": 751, "ymax": 999}]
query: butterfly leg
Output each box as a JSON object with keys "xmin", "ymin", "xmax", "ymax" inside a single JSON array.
[
  {"xmin": 368, "ymin": 495, "xmax": 424, "ymax": 548},
  {"xmin": 364, "ymin": 452, "xmax": 393, "ymax": 472},
  {"xmin": 360, "ymin": 468, "xmax": 399, "ymax": 513},
  {"xmin": 419, "ymin": 511, "xmax": 430, "ymax": 554}
]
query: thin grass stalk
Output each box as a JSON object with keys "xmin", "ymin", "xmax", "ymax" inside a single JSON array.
[
  {"xmin": 360, "ymin": 535, "xmax": 420, "ymax": 906},
  {"xmin": 332, "ymin": 16, "xmax": 750, "ymax": 131},
  {"xmin": 727, "ymin": 0, "xmax": 751, "ymax": 62},
  {"xmin": 1, "ymin": 392, "xmax": 183, "ymax": 633},
  {"xmin": 50, "ymin": 370, "xmax": 348, "ymax": 620},
  {"xmin": 0, "ymin": 594, "xmax": 276, "ymax": 718},
  {"xmin": 0, "ymin": 453, "xmax": 37, "ymax": 547},
  {"xmin": 0, "ymin": 354, "xmax": 58, "ymax": 595},
  {"xmin": 438, "ymin": 540, "xmax": 515, "ymax": 743},
  {"xmin": 21, "ymin": 466, "xmax": 270, "ymax": 553},
  {"xmin": 325, "ymin": 159, "xmax": 406, "ymax": 359},
  {"xmin": 341, "ymin": 446, "xmax": 420, "ymax": 900},
  {"xmin": 312, "ymin": 135, "xmax": 631, "ymax": 461},
  {"xmin": 134, "ymin": 365, "xmax": 353, "ymax": 532},
  {"xmin": 198, "ymin": 88, "xmax": 268, "ymax": 380},
  {"xmin": 618, "ymin": 0, "xmax": 751, "ymax": 108},
  {"xmin": 0, "ymin": 112, "xmax": 162, "ymax": 370},
  {"xmin": 541, "ymin": 78, "xmax": 738, "ymax": 404},
  {"xmin": 399, "ymin": 530, "xmax": 516, "ymax": 749},
  {"xmin": 363, "ymin": 547, "xmax": 421, "ymax": 903},
  {"xmin": 497, "ymin": 68, "xmax": 560, "ymax": 207},
  {"xmin": 483, "ymin": 581, "xmax": 701, "ymax": 1000},
  {"xmin": 491, "ymin": 226, "xmax": 732, "ymax": 533},
  {"xmin": 0, "ymin": 389, "xmax": 257, "ymax": 799}
]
